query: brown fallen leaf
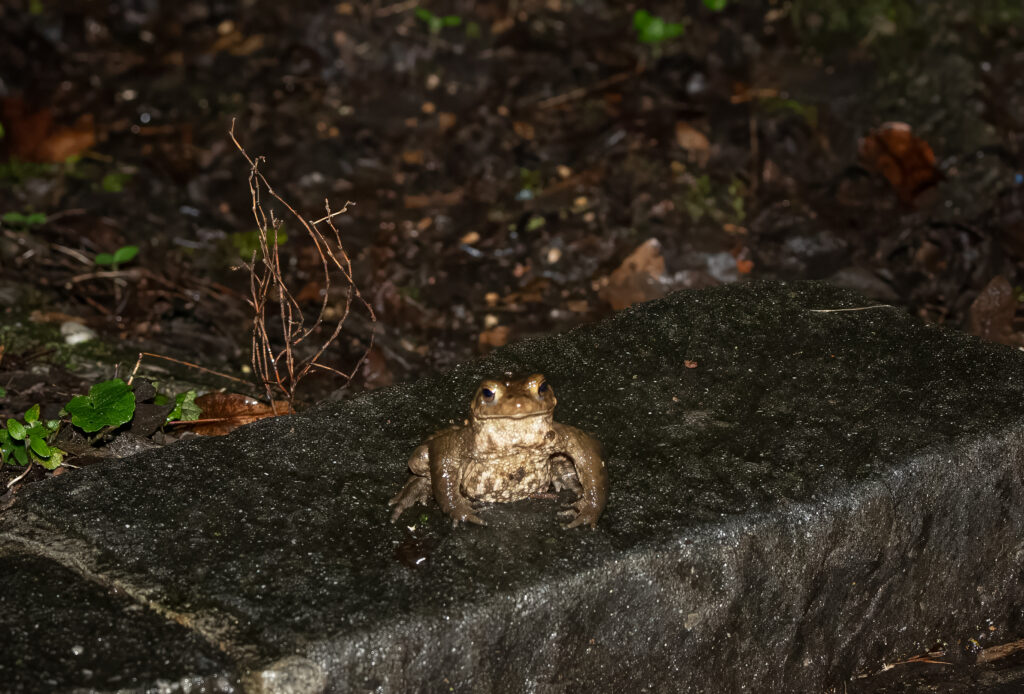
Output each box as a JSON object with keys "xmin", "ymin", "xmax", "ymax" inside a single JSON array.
[
  {"xmin": 969, "ymin": 275, "xmax": 1022, "ymax": 346},
  {"xmin": 403, "ymin": 189, "xmax": 464, "ymax": 209},
  {"xmin": 598, "ymin": 238, "xmax": 667, "ymax": 311},
  {"xmin": 858, "ymin": 122, "xmax": 941, "ymax": 203},
  {"xmin": 181, "ymin": 393, "xmax": 293, "ymax": 436},
  {"xmin": 513, "ymin": 121, "xmax": 535, "ymax": 140},
  {"xmin": 684, "ymin": 360, "xmax": 698, "ymax": 368},
  {"xmin": 675, "ymin": 122, "xmax": 711, "ymax": 167},
  {"xmin": 1, "ymin": 97, "xmax": 96, "ymax": 163},
  {"xmin": 478, "ymin": 325, "xmax": 511, "ymax": 350},
  {"xmin": 361, "ymin": 345, "xmax": 394, "ymax": 391}
]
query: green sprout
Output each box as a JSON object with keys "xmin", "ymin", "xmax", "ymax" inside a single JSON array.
[
  {"xmin": 154, "ymin": 389, "xmax": 202, "ymax": 424},
  {"xmin": 1, "ymin": 211, "xmax": 47, "ymax": 229},
  {"xmin": 100, "ymin": 171, "xmax": 133, "ymax": 193},
  {"xmin": 415, "ymin": 7, "xmax": 462, "ymax": 34},
  {"xmin": 633, "ymin": 10, "xmax": 685, "ymax": 44},
  {"xmin": 230, "ymin": 228, "xmax": 288, "ymax": 259},
  {"xmin": 94, "ymin": 245, "xmax": 139, "ymax": 270},
  {"xmin": 1, "ymin": 404, "xmax": 64, "ymax": 470}
]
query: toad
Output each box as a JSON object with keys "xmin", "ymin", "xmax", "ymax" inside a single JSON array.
[{"xmin": 389, "ymin": 374, "xmax": 608, "ymax": 528}]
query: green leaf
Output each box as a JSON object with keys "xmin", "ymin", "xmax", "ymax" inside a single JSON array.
[
  {"xmin": 36, "ymin": 446, "xmax": 64, "ymax": 470},
  {"xmin": 94, "ymin": 253, "xmax": 115, "ymax": 266},
  {"xmin": 702, "ymin": 0, "xmax": 727, "ymax": 10},
  {"xmin": 100, "ymin": 171, "xmax": 132, "ymax": 193},
  {"xmin": 415, "ymin": 7, "xmax": 434, "ymax": 22},
  {"xmin": 0, "ymin": 386, "xmax": 6, "ymax": 397},
  {"xmin": 633, "ymin": 9, "xmax": 684, "ymax": 44},
  {"xmin": 28, "ymin": 435, "xmax": 50, "ymax": 458},
  {"xmin": 443, "ymin": 15, "xmax": 462, "ymax": 27},
  {"xmin": 13, "ymin": 445, "xmax": 28, "ymax": 466},
  {"xmin": 6, "ymin": 419, "xmax": 26, "ymax": 440},
  {"xmin": 230, "ymin": 229, "xmax": 288, "ymax": 259},
  {"xmin": 0, "ymin": 429, "xmax": 8, "ymax": 445},
  {"xmin": 0, "ymin": 122, "xmax": 5, "ymax": 139},
  {"xmin": 154, "ymin": 393, "xmax": 169, "ymax": 406},
  {"xmin": 24, "ymin": 404, "xmax": 39, "ymax": 424},
  {"xmin": 45, "ymin": 419, "xmax": 60, "ymax": 432},
  {"xmin": 2, "ymin": 211, "xmax": 47, "ymax": 228},
  {"xmin": 112, "ymin": 245, "xmax": 139, "ymax": 264},
  {"xmin": 166, "ymin": 390, "xmax": 201, "ymax": 423},
  {"xmin": 65, "ymin": 378, "xmax": 136, "ymax": 433}
]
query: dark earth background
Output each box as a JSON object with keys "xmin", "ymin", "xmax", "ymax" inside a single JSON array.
[{"xmin": 3, "ymin": 0, "xmax": 1024, "ymax": 690}]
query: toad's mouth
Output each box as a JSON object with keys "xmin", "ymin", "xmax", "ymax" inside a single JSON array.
[{"xmin": 474, "ymin": 410, "xmax": 553, "ymax": 420}]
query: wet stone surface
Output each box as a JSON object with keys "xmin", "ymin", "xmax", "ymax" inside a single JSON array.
[
  {"xmin": 0, "ymin": 549, "xmax": 236, "ymax": 693},
  {"xmin": 4, "ymin": 281, "xmax": 1024, "ymax": 692}
]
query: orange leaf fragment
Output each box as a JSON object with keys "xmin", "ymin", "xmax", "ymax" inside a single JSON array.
[
  {"xmin": 674, "ymin": 122, "xmax": 711, "ymax": 167},
  {"xmin": 598, "ymin": 238, "xmax": 668, "ymax": 310},
  {"xmin": 858, "ymin": 122, "xmax": 941, "ymax": 203},
  {"xmin": 478, "ymin": 325, "xmax": 511, "ymax": 350},
  {"xmin": 1, "ymin": 97, "xmax": 96, "ymax": 163}
]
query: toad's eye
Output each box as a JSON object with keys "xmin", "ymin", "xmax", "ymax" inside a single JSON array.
[
  {"xmin": 481, "ymin": 388, "xmax": 496, "ymax": 402},
  {"xmin": 537, "ymin": 381, "xmax": 548, "ymax": 394}
]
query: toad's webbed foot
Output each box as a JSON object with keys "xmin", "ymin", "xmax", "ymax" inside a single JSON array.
[
  {"xmin": 389, "ymin": 476, "xmax": 432, "ymax": 522},
  {"xmin": 558, "ymin": 498, "xmax": 602, "ymax": 529}
]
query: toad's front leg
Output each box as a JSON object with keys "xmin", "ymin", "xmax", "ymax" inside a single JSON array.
[
  {"xmin": 553, "ymin": 423, "xmax": 608, "ymax": 529},
  {"xmin": 429, "ymin": 432, "xmax": 486, "ymax": 527},
  {"xmin": 389, "ymin": 443, "xmax": 432, "ymax": 522}
]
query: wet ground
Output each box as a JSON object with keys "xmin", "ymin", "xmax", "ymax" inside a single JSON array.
[{"xmin": 2, "ymin": 0, "xmax": 1024, "ymax": 688}]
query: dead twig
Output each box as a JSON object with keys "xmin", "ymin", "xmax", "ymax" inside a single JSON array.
[
  {"xmin": 535, "ymin": 70, "xmax": 635, "ymax": 110},
  {"xmin": 229, "ymin": 119, "xmax": 376, "ymax": 409},
  {"xmin": 809, "ymin": 305, "xmax": 896, "ymax": 313},
  {"xmin": 127, "ymin": 351, "xmax": 251, "ymax": 387},
  {"xmin": 977, "ymin": 638, "xmax": 1024, "ymax": 664}
]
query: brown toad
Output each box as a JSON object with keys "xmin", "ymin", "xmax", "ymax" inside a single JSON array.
[{"xmin": 388, "ymin": 374, "xmax": 608, "ymax": 528}]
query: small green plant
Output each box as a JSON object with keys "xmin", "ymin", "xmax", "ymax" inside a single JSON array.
[
  {"xmin": 703, "ymin": 0, "xmax": 728, "ymax": 10},
  {"xmin": 415, "ymin": 7, "xmax": 462, "ymax": 34},
  {"xmin": 230, "ymin": 229, "xmax": 288, "ymax": 259},
  {"xmin": 63, "ymin": 378, "xmax": 136, "ymax": 433},
  {"xmin": 2, "ymin": 211, "xmax": 47, "ymax": 228},
  {"xmin": 154, "ymin": 389, "xmax": 202, "ymax": 424},
  {"xmin": 1, "ymin": 404, "xmax": 64, "ymax": 470},
  {"xmin": 100, "ymin": 171, "xmax": 133, "ymax": 193},
  {"xmin": 94, "ymin": 245, "xmax": 139, "ymax": 270},
  {"xmin": 633, "ymin": 10, "xmax": 685, "ymax": 44},
  {"xmin": 678, "ymin": 174, "xmax": 747, "ymax": 225}
]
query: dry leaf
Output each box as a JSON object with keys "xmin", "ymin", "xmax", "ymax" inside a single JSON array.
[
  {"xmin": 479, "ymin": 325, "xmax": 511, "ymax": 349},
  {"xmin": 403, "ymin": 189, "xmax": 464, "ymax": 209},
  {"xmin": 1, "ymin": 97, "xmax": 96, "ymax": 163},
  {"xmin": 969, "ymin": 276, "xmax": 1021, "ymax": 346},
  {"xmin": 684, "ymin": 360, "xmax": 698, "ymax": 368},
  {"xmin": 598, "ymin": 238, "xmax": 668, "ymax": 310},
  {"xmin": 438, "ymin": 112, "xmax": 457, "ymax": 132},
  {"xmin": 674, "ymin": 122, "xmax": 711, "ymax": 167},
  {"xmin": 513, "ymin": 121, "xmax": 535, "ymax": 140},
  {"xmin": 858, "ymin": 122, "xmax": 941, "ymax": 203},
  {"xmin": 184, "ymin": 393, "xmax": 293, "ymax": 436},
  {"xmin": 361, "ymin": 346, "xmax": 394, "ymax": 391}
]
